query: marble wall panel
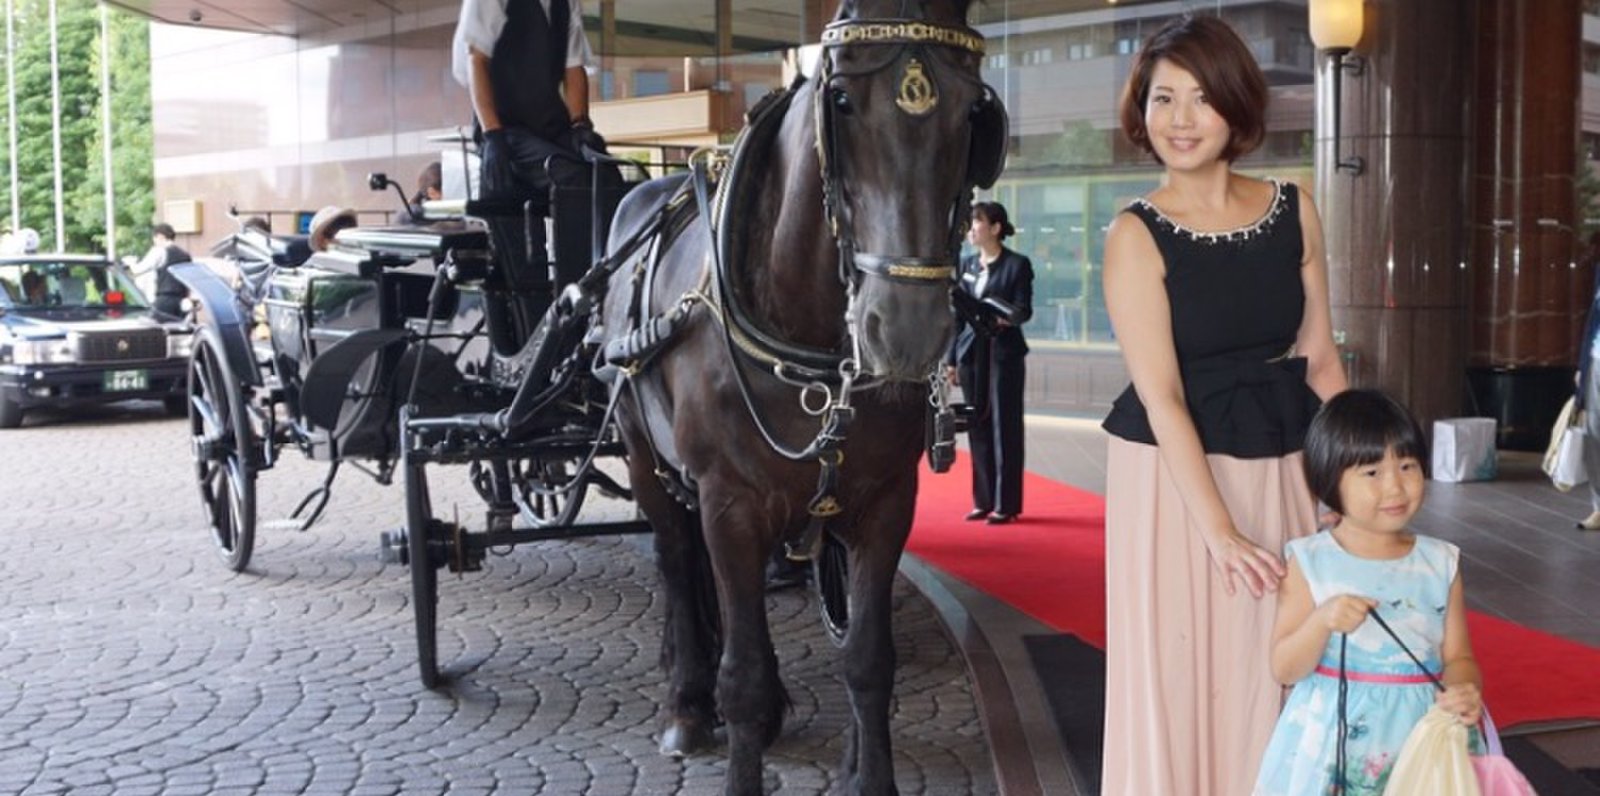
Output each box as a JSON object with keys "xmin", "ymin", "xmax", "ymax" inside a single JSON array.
[{"xmin": 1467, "ymin": 0, "xmax": 1583, "ymax": 369}]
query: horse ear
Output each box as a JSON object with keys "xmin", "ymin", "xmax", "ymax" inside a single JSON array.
[{"xmin": 967, "ymin": 86, "xmax": 1009, "ymax": 190}]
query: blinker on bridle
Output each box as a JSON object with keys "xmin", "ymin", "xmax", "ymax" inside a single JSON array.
[{"xmin": 814, "ymin": 17, "xmax": 990, "ymax": 286}]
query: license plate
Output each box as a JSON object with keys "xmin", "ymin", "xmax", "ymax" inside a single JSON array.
[{"xmin": 104, "ymin": 369, "xmax": 148, "ymax": 392}]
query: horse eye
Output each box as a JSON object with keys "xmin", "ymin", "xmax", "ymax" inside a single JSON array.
[{"xmin": 831, "ymin": 88, "xmax": 854, "ymax": 115}]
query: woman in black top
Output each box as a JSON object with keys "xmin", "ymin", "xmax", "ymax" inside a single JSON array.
[
  {"xmin": 1097, "ymin": 16, "xmax": 1347, "ymax": 795},
  {"xmin": 947, "ymin": 201, "xmax": 1034, "ymax": 524}
]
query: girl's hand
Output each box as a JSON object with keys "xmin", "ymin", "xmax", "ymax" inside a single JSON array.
[
  {"xmin": 946, "ymin": 365, "xmax": 959, "ymax": 387},
  {"xmin": 1435, "ymin": 682, "xmax": 1483, "ymax": 726},
  {"xmin": 1317, "ymin": 594, "xmax": 1377, "ymax": 634},
  {"xmin": 1204, "ymin": 531, "xmax": 1286, "ymax": 599}
]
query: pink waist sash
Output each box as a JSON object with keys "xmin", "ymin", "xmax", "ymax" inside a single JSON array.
[{"xmin": 1314, "ymin": 664, "xmax": 1436, "ymax": 684}]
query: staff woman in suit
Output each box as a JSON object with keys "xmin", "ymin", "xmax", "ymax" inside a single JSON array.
[{"xmin": 947, "ymin": 201, "xmax": 1035, "ymax": 525}]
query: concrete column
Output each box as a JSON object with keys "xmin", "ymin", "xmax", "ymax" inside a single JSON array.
[
  {"xmin": 1317, "ymin": 0, "xmax": 1475, "ymax": 434},
  {"xmin": 1466, "ymin": 0, "xmax": 1584, "ymax": 448}
]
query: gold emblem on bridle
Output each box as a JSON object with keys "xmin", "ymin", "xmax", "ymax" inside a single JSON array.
[{"xmin": 896, "ymin": 58, "xmax": 938, "ymax": 116}]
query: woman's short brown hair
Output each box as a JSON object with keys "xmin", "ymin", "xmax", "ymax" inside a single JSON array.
[{"xmin": 1118, "ymin": 15, "xmax": 1268, "ymax": 165}]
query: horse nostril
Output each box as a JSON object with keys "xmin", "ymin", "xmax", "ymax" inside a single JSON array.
[{"xmin": 860, "ymin": 311, "xmax": 884, "ymax": 346}]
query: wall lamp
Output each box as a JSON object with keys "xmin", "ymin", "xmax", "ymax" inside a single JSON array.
[{"xmin": 1309, "ymin": 0, "xmax": 1365, "ymax": 176}]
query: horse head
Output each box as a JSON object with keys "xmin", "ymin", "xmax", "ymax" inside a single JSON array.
[{"xmin": 815, "ymin": 0, "xmax": 1007, "ymax": 381}]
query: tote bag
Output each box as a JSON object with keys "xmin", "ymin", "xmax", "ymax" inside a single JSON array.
[
  {"xmin": 1381, "ymin": 706, "xmax": 1482, "ymax": 796},
  {"xmin": 1470, "ymin": 709, "xmax": 1539, "ymax": 796},
  {"xmin": 1542, "ymin": 397, "xmax": 1586, "ymax": 491}
]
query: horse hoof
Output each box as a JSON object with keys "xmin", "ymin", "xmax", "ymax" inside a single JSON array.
[{"xmin": 659, "ymin": 721, "xmax": 715, "ymax": 758}]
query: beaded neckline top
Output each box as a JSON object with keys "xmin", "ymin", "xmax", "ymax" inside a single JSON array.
[{"xmin": 1131, "ymin": 178, "xmax": 1287, "ymax": 245}]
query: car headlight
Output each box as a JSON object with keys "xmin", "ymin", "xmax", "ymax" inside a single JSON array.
[
  {"xmin": 10, "ymin": 338, "xmax": 75, "ymax": 365},
  {"xmin": 167, "ymin": 332, "xmax": 196, "ymax": 360}
]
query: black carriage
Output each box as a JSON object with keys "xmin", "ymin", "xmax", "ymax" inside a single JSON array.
[{"xmin": 172, "ymin": 151, "xmax": 677, "ymax": 685}]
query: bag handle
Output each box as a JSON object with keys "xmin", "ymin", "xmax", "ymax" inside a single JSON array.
[{"xmin": 1367, "ymin": 609, "xmax": 1445, "ymax": 691}]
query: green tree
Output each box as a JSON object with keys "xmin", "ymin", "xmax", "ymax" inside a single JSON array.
[
  {"xmin": 71, "ymin": 8, "xmax": 152, "ymax": 257},
  {"xmin": 0, "ymin": 0, "xmax": 150, "ymax": 255}
]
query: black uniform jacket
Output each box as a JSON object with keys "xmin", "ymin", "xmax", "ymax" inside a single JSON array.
[{"xmin": 948, "ymin": 247, "xmax": 1035, "ymax": 367}]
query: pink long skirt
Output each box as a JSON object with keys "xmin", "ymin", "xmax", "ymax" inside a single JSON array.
[{"xmin": 1101, "ymin": 437, "xmax": 1318, "ymax": 796}]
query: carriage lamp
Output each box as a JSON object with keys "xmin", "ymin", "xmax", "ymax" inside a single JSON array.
[{"xmin": 1309, "ymin": 0, "xmax": 1365, "ymax": 176}]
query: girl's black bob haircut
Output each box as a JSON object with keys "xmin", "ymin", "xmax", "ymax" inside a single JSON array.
[{"xmin": 1302, "ymin": 389, "xmax": 1429, "ymax": 515}]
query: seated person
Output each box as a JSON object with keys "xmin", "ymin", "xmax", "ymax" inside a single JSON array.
[
  {"xmin": 309, "ymin": 206, "xmax": 359, "ymax": 252},
  {"xmin": 20, "ymin": 271, "xmax": 49, "ymax": 304},
  {"xmin": 414, "ymin": 163, "xmax": 442, "ymax": 210}
]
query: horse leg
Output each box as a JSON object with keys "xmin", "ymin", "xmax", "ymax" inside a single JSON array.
[
  {"xmin": 840, "ymin": 500, "xmax": 914, "ymax": 795},
  {"xmin": 620, "ymin": 425, "xmax": 719, "ymax": 757},
  {"xmin": 703, "ymin": 499, "xmax": 785, "ymax": 796},
  {"xmin": 652, "ymin": 499, "xmax": 722, "ymax": 757}
]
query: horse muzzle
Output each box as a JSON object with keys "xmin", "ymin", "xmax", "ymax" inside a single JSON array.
[{"xmin": 851, "ymin": 255, "xmax": 957, "ymax": 380}]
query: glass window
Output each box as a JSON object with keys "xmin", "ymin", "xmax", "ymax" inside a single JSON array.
[{"xmin": 633, "ymin": 70, "xmax": 672, "ymax": 97}]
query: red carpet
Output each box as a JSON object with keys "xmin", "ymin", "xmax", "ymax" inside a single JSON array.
[{"xmin": 908, "ymin": 454, "xmax": 1600, "ymax": 729}]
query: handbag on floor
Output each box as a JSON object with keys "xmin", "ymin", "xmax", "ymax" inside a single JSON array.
[{"xmin": 1542, "ymin": 397, "xmax": 1586, "ymax": 491}]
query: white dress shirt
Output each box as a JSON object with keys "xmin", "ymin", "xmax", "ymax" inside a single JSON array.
[{"xmin": 452, "ymin": 0, "xmax": 594, "ymax": 88}]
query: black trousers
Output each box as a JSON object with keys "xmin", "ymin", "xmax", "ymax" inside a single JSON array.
[
  {"xmin": 488, "ymin": 129, "xmax": 596, "ymax": 194},
  {"xmin": 959, "ymin": 347, "xmax": 1026, "ymax": 515},
  {"xmin": 483, "ymin": 127, "xmax": 623, "ymax": 248}
]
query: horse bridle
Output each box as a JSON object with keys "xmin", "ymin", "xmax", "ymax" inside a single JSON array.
[{"xmin": 813, "ymin": 16, "xmax": 1006, "ymax": 288}]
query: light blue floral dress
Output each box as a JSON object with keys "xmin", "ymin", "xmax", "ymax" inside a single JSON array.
[{"xmin": 1253, "ymin": 532, "xmax": 1478, "ymax": 796}]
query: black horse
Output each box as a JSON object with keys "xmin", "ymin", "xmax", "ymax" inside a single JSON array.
[{"xmin": 598, "ymin": 1, "xmax": 1004, "ymax": 793}]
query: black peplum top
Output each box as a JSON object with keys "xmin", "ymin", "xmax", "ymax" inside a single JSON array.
[{"xmin": 1101, "ymin": 178, "xmax": 1322, "ymax": 459}]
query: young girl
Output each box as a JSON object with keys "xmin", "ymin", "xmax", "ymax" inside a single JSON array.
[{"xmin": 1254, "ymin": 389, "xmax": 1484, "ymax": 795}]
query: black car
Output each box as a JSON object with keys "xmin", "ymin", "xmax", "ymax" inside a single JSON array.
[{"xmin": 0, "ymin": 255, "xmax": 195, "ymax": 428}]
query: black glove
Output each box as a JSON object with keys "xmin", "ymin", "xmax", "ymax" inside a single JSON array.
[
  {"xmin": 568, "ymin": 119, "xmax": 608, "ymax": 159},
  {"xmin": 479, "ymin": 128, "xmax": 517, "ymax": 197}
]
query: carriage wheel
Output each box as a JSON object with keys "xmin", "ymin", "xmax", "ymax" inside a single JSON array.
[
  {"xmin": 187, "ymin": 332, "xmax": 257, "ymax": 572},
  {"xmin": 512, "ymin": 456, "xmax": 589, "ymax": 529},
  {"xmin": 405, "ymin": 457, "xmax": 443, "ymax": 688},
  {"xmin": 814, "ymin": 531, "xmax": 850, "ymax": 647}
]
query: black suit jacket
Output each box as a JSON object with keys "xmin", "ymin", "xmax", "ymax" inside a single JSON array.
[{"xmin": 948, "ymin": 248, "xmax": 1034, "ymax": 367}]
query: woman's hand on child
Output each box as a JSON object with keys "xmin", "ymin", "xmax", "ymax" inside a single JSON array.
[
  {"xmin": 1317, "ymin": 594, "xmax": 1377, "ymax": 634},
  {"xmin": 1435, "ymin": 682, "xmax": 1483, "ymax": 726},
  {"xmin": 1204, "ymin": 531, "xmax": 1286, "ymax": 599}
]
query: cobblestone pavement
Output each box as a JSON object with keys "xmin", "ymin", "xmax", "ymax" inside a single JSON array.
[{"xmin": 0, "ymin": 405, "xmax": 995, "ymax": 795}]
